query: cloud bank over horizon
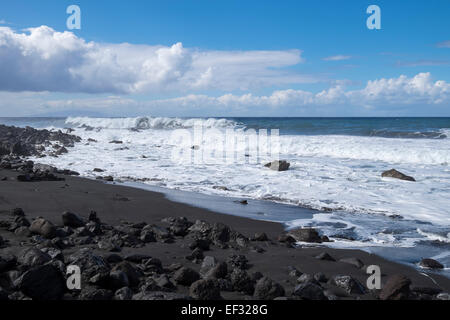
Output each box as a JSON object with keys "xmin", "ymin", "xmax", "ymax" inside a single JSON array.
[
  {"xmin": 0, "ymin": 25, "xmax": 449, "ymax": 116},
  {"xmin": 0, "ymin": 25, "xmax": 309, "ymax": 94},
  {"xmin": 2, "ymin": 72, "xmax": 449, "ymax": 117}
]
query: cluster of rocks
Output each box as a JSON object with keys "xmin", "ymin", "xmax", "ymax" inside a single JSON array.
[
  {"xmin": 0, "ymin": 209, "xmax": 282, "ymax": 300},
  {"xmin": 1, "ymin": 208, "xmax": 447, "ymax": 301},
  {"xmin": 262, "ymin": 161, "xmax": 417, "ymax": 186},
  {"xmin": 0, "ymin": 157, "xmax": 79, "ymax": 181},
  {"xmin": 0, "ymin": 124, "xmax": 81, "ymax": 158}
]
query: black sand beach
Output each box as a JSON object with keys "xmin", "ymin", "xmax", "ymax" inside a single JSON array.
[
  {"xmin": 0, "ymin": 124, "xmax": 448, "ymax": 301},
  {"xmin": 1, "ymin": 167, "xmax": 449, "ymax": 300}
]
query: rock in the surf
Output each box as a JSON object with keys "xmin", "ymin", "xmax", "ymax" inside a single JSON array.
[
  {"xmin": 418, "ymin": 258, "xmax": 444, "ymax": 269},
  {"xmin": 288, "ymin": 227, "xmax": 322, "ymax": 243},
  {"xmin": 264, "ymin": 160, "xmax": 290, "ymax": 171},
  {"xmin": 381, "ymin": 169, "xmax": 415, "ymax": 182}
]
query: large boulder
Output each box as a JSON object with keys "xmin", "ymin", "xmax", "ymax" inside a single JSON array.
[
  {"xmin": 189, "ymin": 279, "xmax": 222, "ymax": 300},
  {"xmin": 293, "ymin": 281, "xmax": 326, "ymax": 300},
  {"xmin": 419, "ymin": 258, "xmax": 444, "ymax": 269},
  {"xmin": 227, "ymin": 254, "xmax": 249, "ymax": 270},
  {"xmin": 62, "ymin": 211, "xmax": 85, "ymax": 228},
  {"xmin": 379, "ymin": 275, "xmax": 411, "ymax": 300},
  {"xmin": 333, "ymin": 275, "xmax": 365, "ymax": 295},
  {"xmin": 381, "ymin": 169, "xmax": 415, "ymax": 182},
  {"xmin": 67, "ymin": 249, "xmax": 110, "ymax": 281},
  {"xmin": 288, "ymin": 228, "xmax": 322, "ymax": 243},
  {"xmin": 173, "ymin": 267, "xmax": 200, "ymax": 286},
  {"xmin": 0, "ymin": 253, "xmax": 17, "ymax": 272},
  {"xmin": 253, "ymin": 277, "xmax": 285, "ymax": 300},
  {"xmin": 18, "ymin": 248, "xmax": 51, "ymax": 267},
  {"xmin": 200, "ymin": 257, "xmax": 228, "ymax": 279},
  {"xmin": 107, "ymin": 270, "xmax": 130, "ymax": 290},
  {"xmin": 112, "ymin": 261, "xmax": 143, "ymax": 287},
  {"xmin": 14, "ymin": 264, "xmax": 66, "ymax": 300},
  {"xmin": 29, "ymin": 218, "xmax": 57, "ymax": 239},
  {"xmin": 230, "ymin": 269, "xmax": 254, "ymax": 295},
  {"xmin": 264, "ymin": 160, "xmax": 290, "ymax": 171}
]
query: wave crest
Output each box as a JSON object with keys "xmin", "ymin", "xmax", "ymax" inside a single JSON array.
[{"xmin": 65, "ymin": 116, "xmax": 240, "ymax": 130}]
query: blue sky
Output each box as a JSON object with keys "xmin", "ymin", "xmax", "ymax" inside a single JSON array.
[{"xmin": 0, "ymin": 0, "xmax": 449, "ymax": 116}]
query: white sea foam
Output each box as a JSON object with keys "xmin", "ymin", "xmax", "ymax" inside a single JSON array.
[{"xmin": 30, "ymin": 118, "xmax": 450, "ymax": 249}]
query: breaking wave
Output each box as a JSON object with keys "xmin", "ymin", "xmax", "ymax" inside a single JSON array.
[{"xmin": 65, "ymin": 116, "xmax": 240, "ymax": 130}]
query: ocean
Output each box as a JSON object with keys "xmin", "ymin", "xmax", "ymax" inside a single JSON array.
[{"xmin": 1, "ymin": 116, "xmax": 449, "ymax": 274}]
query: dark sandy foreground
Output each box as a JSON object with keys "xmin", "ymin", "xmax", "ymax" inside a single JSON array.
[{"xmin": 1, "ymin": 167, "xmax": 449, "ymax": 301}]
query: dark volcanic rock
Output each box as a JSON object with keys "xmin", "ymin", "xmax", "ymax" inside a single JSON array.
[
  {"xmin": 264, "ymin": 160, "xmax": 290, "ymax": 171},
  {"xmin": 140, "ymin": 229, "xmax": 157, "ymax": 243},
  {"xmin": 0, "ymin": 125, "xmax": 79, "ymax": 157},
  {"xmin": 112, "ymin": 262, "xmax": 143, "ymax": 287},
  {"xmin": 230, "ymin": 269, "xmax": 254, "ymax": 295},
  {"xmin": 288, "ymin": 228, "xmax": 322, "ymax": 243},
  {"xmin": 114, "ymin": 287, "xmax": 133, "ymax": 300},
  {"xmin": 189, "ymin": 279, "xmax": 222, "ymax": 300},
  {"xmin": 17, "ymin": 171, "xmax": 64, "ymax": 182},
  {"xmin": 108, "ymin": 270, "xmax": 130, "ymax": 290},
  {"xmin": 88, "ymin": 211, "xmax": 101, "ymax": 224},
  {"xmin": 18, "ymin": 248, "xmax": 51, "ymax": 267},
  {"xmin": 0, "ymin": 253, "xmax": 17, "ymax": 272},
  {"xmin": 253, "ymin": 277, "xmax": 285, "ymax": 300},
  {"xmin": 277, "ymin": 234, "xmax": 296, "ymax": 244},
  {"xmin": 185, "ymin": 248, "xmax": 204, "ymax": 262},
  {"xmin": 189, "ymin": 239, "xmax": 211, "ymax": 251},
  {"xmin": 227, "ymin": 254, "xmax": 249, "ymax": 270},
  {"xmin": 418, "ymin": 258, "xmax": 444, "ymax": 269},
  {"xmin": 314, "ymin": 272, "xmax": 328, "ymax": 283},
  {"xmin": 339, "ymin": 257, "xmax": 364, "ymax": 269},
  {"xmin": 381, "ymin": 169, "xmax": 415, "ymax": 182},
  {"xmin": 67, "ymin": 249, "xmax": 110, "ymax": 281},
  {"xmin": 62, "ymin": 211, "xmax": 85, "ymax": 228},
  {"xmin": 163, "ymin": 216, "xmax": 193, "ymax": 236},
  {"xmin": 200, "ymin": 256, "xmax": 218, "ymax": 276},
  {"xmin": 29, "ymin": 218, "xmax": 57, "ymax": 239},
  {"xmin": 251, "ymin": 232, "xmax": 269, "ymax": 241},
  {"xmin": 379, "ymin": 275, "xmax": 411, "ymax": 300},
  {"xmin": 79, "ymin": 287, "xmax": 114, "ymax": 300},
  {"xmin": 315, "ymin": 252, "xmax": 336, "ymax": 261},
  {"xmin": 333, "ymin": 275, "xmax": 365, "ymax": 295},
  {"xmin": 0, "ymin": 287, "xmax": 8, "ymax": 300},
  {"xmin": 293, "ymin": 281, "xmax": 326, "ymax": 300},
  {"xmin": 11, "ymin": 208, "xmax": 25, "ymax": 217},
  {"xmin": 173, "ymin": 267, "xmax": 200, "ymax": 286},
  {"xmin": 14, "ymin": 264, "xmax": 65, "ymax": 300}
]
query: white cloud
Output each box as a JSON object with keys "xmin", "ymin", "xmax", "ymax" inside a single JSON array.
[
  {"xmin": 322, "ymin": 55, "xmax": 352, "ymax": 61},
  {"xmin": 147, "ymin": 73, "xmax": 450, "ymax": 109},
  {"xmin": 0, "ymin": 25, "xmax": 311, "ymax": 94},
  {"xmin": 4, "ymin": 72, "xmax": 448, "ymax": 116}
]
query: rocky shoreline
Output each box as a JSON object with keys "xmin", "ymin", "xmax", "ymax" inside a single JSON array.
[{"xmin": 0, "ymin": 124, "xmax": 449, "ymax": 301}]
